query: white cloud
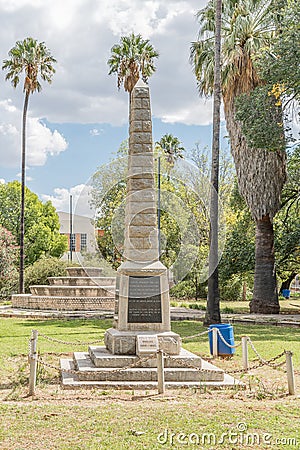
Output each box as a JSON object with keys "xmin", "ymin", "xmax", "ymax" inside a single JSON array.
[
  {"xmin": 16, "ymin": 173, "xmax": 33, "ymax": 182},
  {"xmin": 0, "ymin": 99, "xmax": 68, "ymax": 168},
  {"xmin": 0, "ymin": 0, "xmax": 210, "ymax": 127},
  {"xmin": 89, "ymin": 128, "xmax": 103, "ymax": 136},
  {"xmin": 42, "ymin": 184, "xmax": 95, "ymax": 217}
]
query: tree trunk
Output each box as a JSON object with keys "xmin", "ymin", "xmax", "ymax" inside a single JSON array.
[
  {"xmin": 250, "ymin": 215, "xmax": 279, "ymax": 313},
  {"xmin": 242, "ymin": 281, "xmax": 247, "ymax": 302},
  {"xmin": 204, "ymin": 0, "xmax": 222, "ymax": 325},
  {"xmin": 280, "ymin": 272, "xmax": 297, "ymax": 293},
  {"xmin": 224, "ymin": 103, "xmax": 286, "ymax": 315},
  {"xmin": 19, "ymin": 90, "xmax": 30, "ymax": 294}
]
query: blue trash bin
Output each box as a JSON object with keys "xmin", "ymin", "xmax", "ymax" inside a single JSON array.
[
  {"xmin": 209, "ymin": 324, "xmax": 235, "ymax": 356},
  {"xmin": 282, "ymin": 289, "xmax": 290, "ymax": 299}
]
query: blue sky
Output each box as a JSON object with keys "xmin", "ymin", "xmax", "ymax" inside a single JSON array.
[
  {"xmin": 0, "ymin": 0, "xmax": 218, "ymax": 213},
  {"xmin": 26, "ymin": 119, "xmax": 214, "ymax": 197}
]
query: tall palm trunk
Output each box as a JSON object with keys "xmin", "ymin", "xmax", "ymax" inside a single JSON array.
[
  {"xmin": 19, "ymin": 90, "xmax": 29, "ymax": 294},
  {"xmin": 204, "ymin": 0, "xmax": 222, "ymax": 325},
  {"xmin": 224, "ymin": 106, "xmax": 285, "ymax": 313},
  {"xmin": 251, "ymin": 215, "xmax": 279, "ymax": 313}
]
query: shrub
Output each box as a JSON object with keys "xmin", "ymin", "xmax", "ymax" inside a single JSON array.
[
  {"xmin": 170, "ymin": 280, "xmax": 207, "ymax": 299},
  {"xmin": 219, "ymin": 277, "xmax": 243, "ymax": 301},
  {"xmin": 189, "ymin": 303, "xmax": 206, "ymax": 311},
  {"xmin": 24, "ymin": 256, "xmax": 69, "ymax": 292},
  {"xmin": 0, "ymin": 226, "xmax": 18, "ymax": 298}
]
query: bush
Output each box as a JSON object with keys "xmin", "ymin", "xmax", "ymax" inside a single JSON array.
[
  {"xmin": 170, "ymin": 281, "xmax": 195, "ymax": 299},
  {"xmin": 0, "ymin": 226, "xmax": 18, "ymax": 298},
  {"xmin": 24, "ymin": 256, "xmax": 69, "ymax": 292},
  {"xmin": 219, "ymin": 277, "xmax": 243, "ymax": 301},
  {"xmin": 170, "ymin": 280, "xmax": 207, "ymax": 299},
  {"xmin": 189, "ymin": 303, "xmax": 206, "ymax": 311}
]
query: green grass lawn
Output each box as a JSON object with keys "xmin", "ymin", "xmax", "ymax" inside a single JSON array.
[{"xmin": 0, "ymin": 317, "xmax": 300, "ymax": 449}]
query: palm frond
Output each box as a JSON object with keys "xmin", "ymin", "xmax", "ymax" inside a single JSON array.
[{"xmin": 2, "ymin": 37, "xmax": 56, "ymax": 94}]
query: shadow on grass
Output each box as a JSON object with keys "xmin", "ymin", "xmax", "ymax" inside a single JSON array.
[{"xmin": 172, "ymin": 321, "xmax": 300, "ymax": 343}]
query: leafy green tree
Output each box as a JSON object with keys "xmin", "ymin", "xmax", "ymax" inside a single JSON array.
[
  {"xmin": 108, "ymin": 33, "xmax": 159, "ymax": 94},
  {"xmin": 220, "ymin": 145, "xmax": 300, "ymax": 300},
  {"xmin": 0, "ymin": 226, "xmax": 18, "ymax": 296},
  {"xmin": 261, "ymin": 0, "xmax": 300, "ymax": 102},
  {"xmin": 2, "ymin": 37, "xmax": 56, "ymax": 293},
  {"xmin": 24, "ymin": 256, "xmax": 69, "ymax": 293},
  {"xmin": 190, "ymin": 0, "xmax": 287, "ymax": 313},
  {"xmin": 235, "ymin": 0, "xmax": 300, "ymax": 151},
  {"xmin": 275, "ymin": 146, "xmax": 300, "ymax": 291},
  {"xmin": 219, "ymin": 183, "xmax": 255, "ymax": 301},
  {"xmin": 0, "ymin": 181, "xmax": 67, "ymax": 265}
]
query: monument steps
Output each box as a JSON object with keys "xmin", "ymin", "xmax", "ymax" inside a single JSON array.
[
  {"xmin": 89, "ymin": 346, "xmax": 202, "ymax": 368},
  {"xmin": 48, "ymin": 276, "xmax": 116, "ymax": 287},
  {"xmin": 11, "ymin": 267, "xmax": 116, "ymax": 311},
  {"xmin": 67, "ymin": 267, "xmax": 103, "ymax": 277},
  {"xmin": 29, "ymin": 285, "xmax": 115, "ymax": 297},
  {"xmin": 11, "ymin": 295, "xmax": 115, "ymax": 311},
  {"xmin": 71, "ymin": 351, "xmax": 223, "ymax": 382},
  {"xmin": 60, "ymin": 357, "xmax": 244, "ymax": 389}
]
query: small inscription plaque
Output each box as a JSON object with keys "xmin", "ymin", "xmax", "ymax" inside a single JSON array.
[
  {"xmin": 128, "ymin": 276, "xmax": 162, "ymax": 323},
  {"xmin": 136, "ymin": 334, "xmax": 159, "ymax": 356}
]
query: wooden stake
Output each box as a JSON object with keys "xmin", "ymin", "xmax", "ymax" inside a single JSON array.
[
  {"xmin": 157, "ymin": 350, "xmax": 165, "ymax": 394},
  {"xmin": 286, "ymin": 351, "xmax": 296, "ymax": 395},
  {"xmin": 29, "ymin": 329, "xmax": 38, "ymax": 396},
  {"xmin": 212, "ymin": 328, "xmax": 218, "ymax": 357},
  {"xmin": 242, "ymin": 336, "xmax": 249, "ymax": 371}
]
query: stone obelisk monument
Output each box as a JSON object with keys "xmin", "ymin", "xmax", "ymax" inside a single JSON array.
[{"xmin": 105, "ymin": 80, "xmax": 181, "ymax": 355}]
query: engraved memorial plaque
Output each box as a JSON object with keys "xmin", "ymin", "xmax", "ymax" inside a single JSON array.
[
  {"xmin": 136, "ymin": 334, "xmax": 159, "ymax": 356},
  {"xmin": 128, "ymin": 276, "xmax": 162, "ymax": 323}
]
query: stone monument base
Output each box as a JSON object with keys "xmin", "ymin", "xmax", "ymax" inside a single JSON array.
[
  {"xmin": 60, "ymin": 346, "xmax": 245, "ymax": 389},
  {"xmin": 104, "ymin": 328, "xmax": 181, "ymax": 355}
]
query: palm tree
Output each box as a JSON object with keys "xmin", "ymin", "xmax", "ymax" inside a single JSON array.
[
  {"xmin": 155, "ymin": 133, "xmax": 185, "ymax": 171},
  {"xmin": 107, "ymin": 33, "xmax": 159, "ymax": 95},
  {"xmin": 2, "ymin": 37, "xmax": 56, "ymax": 294},
  {"xmin": 205, "ymin": 0, "xmax": 222, "ymax": 325},
  {"xmin": 155, "ymin": 134, "xmax": 185, "ymax": 257},
  {"xmin": 190, "ymin": 0, "xmax": 286, "ymax": 313}
]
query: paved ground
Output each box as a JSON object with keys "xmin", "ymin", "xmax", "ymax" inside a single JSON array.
[
  {"xmin": 170, "ymin": 307, "xmax": 300, "ymax": 327},
  {"xmin": 1, "ymin": 305, "xmax": 300, "ymax": 327}
]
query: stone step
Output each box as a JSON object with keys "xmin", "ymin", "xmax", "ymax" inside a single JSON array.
[
  {"xmin": 11, "ymin": 294, "xmax": 115, "ymax": 311},
  {"xmin": 88, "ymin": 346, "xmax": 202, "ymax": 369},
  {"xmin": 61, "ymin": 359, "xmax": 244, "ymax": 390},
  {"xmin": 48, "ymin": 277, "xmax": 116, "ymax": 287},
  {"xmin": 72, "ymin": 352, "xmax": 224, "ymax": 382},
  {"xmin": 66, "ymin": 267, "xmax": 103, "ymax": 277},
  {"xmin": 29, "ymin": 285, "xmax": 115, "ymax": 297}
]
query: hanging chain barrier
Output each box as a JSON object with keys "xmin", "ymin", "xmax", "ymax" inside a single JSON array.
[
  {"xmin": 36, "ymin": 331, "xmax": 104, "ymax": 346},
  {"xmin": 247, "ymin": 337, "xmax": 286, "ymax": 369},
  {"xmin": 216, "ymin": 328, "xmax": 242, "ymax": 349},
  {"xmin": 31, "ymin": 351, "xmax": 160, "ymax": 377},
  {"xmin": 28, "ymin": 328, "xmax": 298, "ymax": 396},
  {"xmin": 182, "ymin": 329, "xmax": 212, "ymax": 341}
]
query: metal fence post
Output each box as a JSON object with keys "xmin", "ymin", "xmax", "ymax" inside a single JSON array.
[
  {"xmin": 157, "ymin": 350, "xmax": 165, "ymax": 394},
  {"xmin": 28, "ymin": 329, "xmax": 38, "ymax": 396},
  {"xmin": 242, "ymin": 336, "xmax": 249, "ymax": 371},
  {"xmin": 285, "ymin": 351, "xmax": 296, "ymax": 395}
]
